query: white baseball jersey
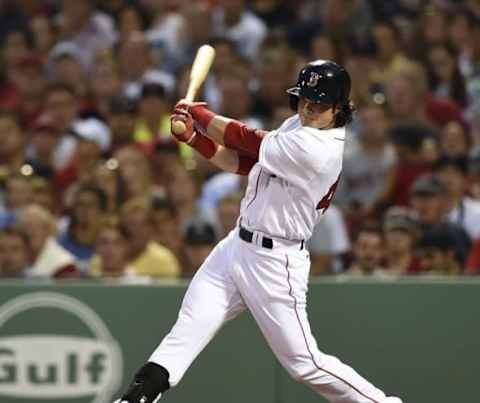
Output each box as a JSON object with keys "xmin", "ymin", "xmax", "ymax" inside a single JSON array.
[
  {"xmin": 148, "ymin": 115, "xmax": 398, "ymax": 403},
  {"xmin": 240, "ymin": 114, "xmax": 345, "ymax": 241}
]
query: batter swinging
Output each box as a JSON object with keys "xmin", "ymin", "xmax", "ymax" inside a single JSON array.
[{"xmin": 114, "ymin": 60, "xmax": 403, "ymax": 403}]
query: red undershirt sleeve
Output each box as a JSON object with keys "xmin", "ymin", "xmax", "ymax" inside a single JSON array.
[{"xmin": 224, "ymin": 120, "xmax": 267, "ymax": 158}]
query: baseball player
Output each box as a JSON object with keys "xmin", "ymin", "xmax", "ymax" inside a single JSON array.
[{"xmin": 114, "ymin": 60, "xmax": 403, "ymax": 403}]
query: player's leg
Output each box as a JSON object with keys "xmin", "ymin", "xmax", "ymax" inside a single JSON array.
[
  {"xmin": 233, "ymin": 243, "xmax": 396, "ymax": 403},
  {"xmin": 116, "ymin": 233, "xmax": 246, "ymax": 403}
]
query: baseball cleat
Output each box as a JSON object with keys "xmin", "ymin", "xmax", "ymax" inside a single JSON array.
[{"xmin": 383, "ymin": 398, "xmax": 403, "ymax": 403}]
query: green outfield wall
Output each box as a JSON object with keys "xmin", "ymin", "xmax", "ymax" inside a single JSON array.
[{"xmin": 0, "ymin": 278, "xmax": 478, "ymax": 403}]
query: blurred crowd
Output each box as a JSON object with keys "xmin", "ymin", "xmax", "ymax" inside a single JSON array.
[{"xmin": 1, "ymin": 0, "xmax": 480, "ymax": 281}]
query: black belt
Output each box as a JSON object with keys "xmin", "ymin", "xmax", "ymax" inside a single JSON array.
[{"xmin": 239, "ymin": 226, "xmax": 304, "ymax": 250}]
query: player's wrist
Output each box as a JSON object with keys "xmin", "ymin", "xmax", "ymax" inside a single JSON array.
[
  {"xmin": 189, "ymin": 130, "xmax": 218, "ymax": 159},
  {"xmin": 190, "ymin": 106, "xmax": 215, "ymax": 129}
]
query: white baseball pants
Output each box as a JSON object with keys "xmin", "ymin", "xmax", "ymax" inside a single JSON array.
[{"xmin": 150, "ymin": 229, "xmax": 388, "ymax": 403}]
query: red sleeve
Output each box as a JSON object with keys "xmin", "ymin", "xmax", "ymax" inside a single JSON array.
[
  {"xmin": 224, "ymin": 120, "xmax": 267, "ymax": 158},
  {"xmin": 236, "ymin": 154, "xmax": 257, "ymax": 175}
]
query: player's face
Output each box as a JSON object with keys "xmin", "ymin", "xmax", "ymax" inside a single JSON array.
[{"xmin": 298, "ymin": 97, "xmax": 335, "ymax": 129}]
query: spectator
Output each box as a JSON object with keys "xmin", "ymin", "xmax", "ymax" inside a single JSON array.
[
  {"xmin": 336, "ymin": 103, "xmax": 396, "ymax": 223},
  {"xmin": 213, "ymin": 0, "xmax": 267, "ymax": 61},
  {"xmin": 471, "ymin": 153, "xmax": 480, "ymax": 201},
  {"xmin": 182, "ymin": 222, "xmax": 217, "ymax": 278},
  {"xmin": 152, "ymin": 137, "xmax": 183, "ymax": 190},
  {"xmin": 106, "ymin": 96, "xmax": 137, "ymax": 153},
  {"xmin": 434, "ymin": 155, "xmax": 480, "ymax": 240},
  {"xmin": 55, "ymin": 118, "xmax": 111, "ymax": 192},
  {"xmin": 371, "ymin": 123, "xmax": 432, "ymax": 210},
  {"xmin": 347, "ymin": 225, "xmax": 385, "ymax": 276},
  {"xmin": 342, "ymin": 36, "xmax": 378, "ymax": 106},
  {"xmin": 1, "ymin": 29, "xmax": 32, "ymax": 95},
  {"xmin": 307, "ymin": 205, "xmax": 351, "ymax": 275},
  {"xmin": 448, "ymin": 7, "xmax": 477, "ymax": 78},
  {"xmin": 133, "ymin": 83, "xmax": 170, "ymax": 146},
  {"xmin": 49, "ymin": 42, "xmax": 88, "ymax": 97},
  {"xmin": 164, "ymin": 160, "xmax": 217, "ymax": 232},
  {"xmin": 90, "ymin": 56, "xmax": 122, "ymax": 117},
  {"xmin": 198, "ymin": 171, "xmax": 242, "ymax": 214},
  {"xmin": 418, "ymin": 224, "xmax": 463, "ymax": 275},
  {"xmin": 250, "ymin": 0, "xmax": 296, "ymax": 29},
  {"xmin": 216, "ymin": 192, "xmax": 242, "ymax": 238},
  {"xmin": 218, "ymin": 70, "xmax": 263, "ymax": 128},
  {"xmin": 29, "ymin": 14, "xmax": 56, "ymax": 63},
  {"xmin": 151, "ymin": 196, "xmax": 182, "ymax": 261},
  {"xmin": 115, "ymin": 3, "xmax": 150, "ymax": 41},
  {"xmin": 0, "ymin": 111, "xmax": 28, "ymax": 177},
  {"xmin": 383, "ymin": 207, "xmax": 420, "ymax": 275},
  {"xmin": 90, "ymin": 219, "xmax": 136, "ymax": 279},
  {"xmin": 92, "ymin": 160, "xmax": 125, "ymax": 215},
  {"xmin": 439, "ymin": 120, "xmax": 471, "ymax": 158},
  {"xmin": 44, "ymin": 83, "xmax": 82, "ymax": 170},
  {"xmin": 17, "ymin": 204, "xmax": 79, "ymax": 278},
  {"xmin": 10, "ymin": 55, "xmax": 46, "ymax": 125},
  {"xmin": 55, "ymin": 0, "xmax": 116, "ymax": 72},
  {"xmin": 57, "ymin": 184, "xmax": 108, "ymax": 271},
  {"xmin": 425, "ymin": 43, "xmax": 468, "ymax": 107},
  {"xmin": 114, "ymin": 146, "xmax": 155, "ymax": 200},
  {"xmin": 120, "ymin": 196, "xmax": 180, "ymax": 278},
  {"xmin": 251, "ymin": 50, "xmax": 291, "ymax": 121},
  {"xmin": 26, "ymin": 113, "xmax": 62, "ymax": 179},
  {"xmin": 385, "ymin": 61, "xmax": 464, "ymax": 128},
  {"xmin": 0, "ymin": 227, "xmax": 30, "ymax": 278},
  {"xmin": 0, "ymin": 174, "xmax": 34, "ymax": 229},
  {"xmin": 371, "ymin": 20, "xmax": 410, "ymax": 83},
  {"xmin": 117, "ymin": 32, "xmax": 174, "ymax": 99},
  {"xmin": 466, "ymin": 238, "xmax": 480, "ymax": 274},
  {"xmin": 410, "ymin": 4, "xmax": 449, "ymax": 59},
  {"xmin": 31, "ymin": 177, "xmax": 55, "ymax": 214},
  {"xmin": 309, "ymin": 33, "xmax": 340, "ymax": 63},
  {"xmin": 203, "ymin": 37, "xmax": 240, "ymax": 111},
  {"xmin": 410, "ymin": 174, "xmax": 472, "ymax": 266}
]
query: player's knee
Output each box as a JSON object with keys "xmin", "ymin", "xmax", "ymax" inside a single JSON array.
[{"xmin": 286, "ymin": 360, "xmax": 318, "ymax": 383}]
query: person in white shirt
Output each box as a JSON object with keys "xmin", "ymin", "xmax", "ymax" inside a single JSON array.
[
  {"xmin": 212, "ymin": 0, "xmax": 267, "ymax": 61},
  {"xmin": 435, "ymin": 155, "xmax": 480, "ymax": 240},
  {"xmin": 114, "ymin": 61, "xmax": 402, "ymax": 403}
]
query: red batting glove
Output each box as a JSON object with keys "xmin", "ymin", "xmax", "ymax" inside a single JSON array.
[
  {"xmin": 170, "ymin": 109, "xmax": 196, "ymax": 143},
  {"xmin": 174, "ymin": 100, "xmax": 208, "ymax": 112},
  {"xmin": 174, "ymin": 100, "xmax": 215, "ymax": 129}
]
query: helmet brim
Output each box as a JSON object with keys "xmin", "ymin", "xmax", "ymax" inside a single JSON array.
[{"xmin": 286, "ymin": 87, "xmax": 301, "ymax": 97}]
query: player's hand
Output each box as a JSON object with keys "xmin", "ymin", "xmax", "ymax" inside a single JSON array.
[
  {"xmin": 170, "ymin": 109, "xmax": 195, "ymax": 143},
  {"xmin": 175, "ymin": 99, "xmax": 208, "ymax": 113}
]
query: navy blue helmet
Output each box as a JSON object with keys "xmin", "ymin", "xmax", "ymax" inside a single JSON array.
[{"xmin": 287, "ymin": 60, "xmax": 351, "ymax": 108}]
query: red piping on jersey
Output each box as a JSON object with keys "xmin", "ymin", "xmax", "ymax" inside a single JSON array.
[
  {"xmin": 224, "ymin": 120, "xmax": 266, "ymax": 158},
  {"xmin": 283, "ymin": 255, "xmax": 381, "ymax": 403},
  {"xmin": 245, "ymin": 168, "xmax": 262, "ymax": 210}
]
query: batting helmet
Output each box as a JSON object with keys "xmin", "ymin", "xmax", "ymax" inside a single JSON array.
[{"xmin": 287, "ymin": 60, "xmax": 354, "ymax": 127}]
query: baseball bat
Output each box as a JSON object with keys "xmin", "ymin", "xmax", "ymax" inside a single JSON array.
[{"xmin": 171, "ymin": 45, "xmax": 216, "ymax": 135}]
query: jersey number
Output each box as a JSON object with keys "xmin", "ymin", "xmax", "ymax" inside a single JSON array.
[{"xmin": 316, "ymin": 176, "xmax": 340, "ymax": 214}]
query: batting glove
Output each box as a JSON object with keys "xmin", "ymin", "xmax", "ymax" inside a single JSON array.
[
  {"xmin": 170, "ymin": 109, "xmax": 196, "ymax": 144},
  {"xmin": 113, "ymin": 362, "xmax": 169, "ymax": 403},
  {"xmin": 174, "ymin": 99, "xmax": 208, "ymax": 112},
  {"xmin": 174, "ymin": 100, "xmax": 215, "ymax": 129}
]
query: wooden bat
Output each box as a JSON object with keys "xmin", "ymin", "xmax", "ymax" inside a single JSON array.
[{"xmin": 171, "ymin": 45, "xmax": 216, "ymax": 135}]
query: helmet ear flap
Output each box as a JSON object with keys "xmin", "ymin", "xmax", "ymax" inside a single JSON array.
[{"xmin": 289, "ymin": 95, "xmax": 299, "ymax": 111}]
